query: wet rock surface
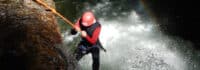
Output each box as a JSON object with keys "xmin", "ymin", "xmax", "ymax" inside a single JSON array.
[{"xmin": 0, "ymin": 0, "xmax": 76, "ymax": 70}]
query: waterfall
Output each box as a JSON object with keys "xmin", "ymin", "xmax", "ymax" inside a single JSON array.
[{"xmin": 61, "ymin": 0, "xmax": 199, "ymax": 70}]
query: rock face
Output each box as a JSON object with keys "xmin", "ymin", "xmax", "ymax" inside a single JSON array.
[{"xmin": 0, "ymin": 0, "xmax": 68, "ymax": 70}]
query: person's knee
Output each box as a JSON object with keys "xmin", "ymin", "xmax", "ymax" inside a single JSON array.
[
  {"xmin": 92, "ymin": 53, "xmax": 100, "ymax": 64},
  {"xmin": 75, "ymin": 48, "xmax": 85, "ymax": 61},
  {"xmin": 93, "ymin": 56, "xmax": 99, "ymax": 61},
  {"xmin": 92, "ymin": 47, "xmax": 100, "ymax": 61}
]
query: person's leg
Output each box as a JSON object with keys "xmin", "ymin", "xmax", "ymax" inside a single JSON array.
[
  {"xmin": 75, "ymin": 45, "xmax": 87, "ymax": 61},
  {"xmin": 91, "ymin": 47, "xmax": 100, "ymax": 70}
]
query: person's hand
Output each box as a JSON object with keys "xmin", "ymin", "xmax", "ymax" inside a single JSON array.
[
  {"xmin": 81, "ymin": 31, "xmax": 87, "ymax": 37},
  {"xmin": 74, "ymin": 26, "xmax": 80, "ymax": 31}
]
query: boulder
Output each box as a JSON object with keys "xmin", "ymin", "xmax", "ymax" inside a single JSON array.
[{"xmin": 0, "ymin": 0, "xmax": 69, "ymax": 70}]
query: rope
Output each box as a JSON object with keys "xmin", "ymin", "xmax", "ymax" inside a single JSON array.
[
  {"xmin": 34, "ymin": 0, "xmax": 107, "ymax": 52},
  {"xmin": 34, "ymin": 0, "xmax": 75, "ymax": 28}
]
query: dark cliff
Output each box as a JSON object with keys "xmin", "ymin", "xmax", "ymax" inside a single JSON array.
[{"xmin": 0, "ymin": 0, "xmax": 73, "ymax": 70}]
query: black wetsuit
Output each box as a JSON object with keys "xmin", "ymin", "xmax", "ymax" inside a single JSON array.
[{"xmin": 71, "ymin": 19, "xmax": 101, "ymax": 70}]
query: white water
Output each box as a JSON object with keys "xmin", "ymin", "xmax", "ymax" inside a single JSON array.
[
  {"xmin": 61, "ymin": 1, "xmax": 199, "ymax": 70},
  {"xmin": 77, "ymin": 11, "xmax": 190, "ymax": 70}
]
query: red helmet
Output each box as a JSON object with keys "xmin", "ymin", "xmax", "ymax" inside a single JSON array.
[{"xmin": 81, "ymin": 11, "xmax": 96, "ymax": 27}]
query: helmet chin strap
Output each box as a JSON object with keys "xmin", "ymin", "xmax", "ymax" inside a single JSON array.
[
  {"xmin": 82, "ymin": 22, "xmax": 88, "ymax": 26},
  {"xmin": 93, "ymin": 19, "xmax": 96, "ymax": 24}
]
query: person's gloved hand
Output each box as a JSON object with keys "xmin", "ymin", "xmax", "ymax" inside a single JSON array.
[
  {"xmin": 71, "ymin": 26, "xmax": 80, "ymax": 35},
  {"xmin": 81, "ymin": 31, "xmax": 87, "ymax": 37}
]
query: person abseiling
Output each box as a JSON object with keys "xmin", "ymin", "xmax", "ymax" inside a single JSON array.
[{"xmin": 71, "ymin": 11, "xmax": 103, "ymax": 70}]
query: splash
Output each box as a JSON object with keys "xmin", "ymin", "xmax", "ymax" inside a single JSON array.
[
  {"xmin": 78, "ymin": 11, "xmax": 189, "ymax": 70},
  {"xmin": 61, "ymin": 0, "xmax": 199, "ymax": 70}
]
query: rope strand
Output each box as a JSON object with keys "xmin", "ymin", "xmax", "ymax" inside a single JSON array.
[{"xmin": 35, "ymin": 0, "xmax": 75, "ymax": 28}]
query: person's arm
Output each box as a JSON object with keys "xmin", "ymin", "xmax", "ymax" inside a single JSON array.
[
  {"xmin": 71, "ymin": 18, "xmax": 81, "ymax": 35},
  {"xmin": 85, "ymin": 26, "xmax": 101, "ymax": 45}
]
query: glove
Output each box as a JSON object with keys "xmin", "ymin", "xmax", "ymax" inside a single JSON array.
[{"xmin": 70, "ymin": 28, "xmax": 77, "ymax": 35}]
